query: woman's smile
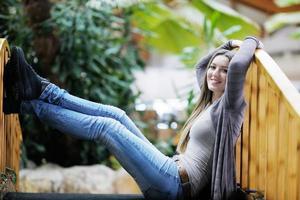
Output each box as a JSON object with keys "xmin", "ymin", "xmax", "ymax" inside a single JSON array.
[{"xmin": 206, "ymin": 55, "xmax": 230, "ymax": 101}]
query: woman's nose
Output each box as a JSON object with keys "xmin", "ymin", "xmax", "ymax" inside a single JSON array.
[{"xmin": 212, "ymin": 69, "xmax": 220, "ymax": 77}]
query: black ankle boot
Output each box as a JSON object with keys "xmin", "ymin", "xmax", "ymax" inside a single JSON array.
[
  {"xmin": 3, "ymin": 50, "xmax": 21, "ymax": 114},
  {"xmin": 3, "ymin": 47, "xmax": 49, "ymax": 114},
  {"xmin": 12, "ymin": 47, "xmax": 48, "ymax": 100}
]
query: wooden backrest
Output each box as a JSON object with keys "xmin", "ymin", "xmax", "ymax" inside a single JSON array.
[
  {"xmin": 235, "ymin": 49, "xmax": 300, "ymax": 199},
  {"xmin": 0, "ymin": 38, "xmax": 22, "ymax": 189}
]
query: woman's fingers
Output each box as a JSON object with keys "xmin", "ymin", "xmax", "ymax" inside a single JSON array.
[{"xmin": 230, "ymin": 40, "xmax": 243, "ymax": 48}]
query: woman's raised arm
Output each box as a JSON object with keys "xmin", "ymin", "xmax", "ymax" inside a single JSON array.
[{"xmin": 224, "ymin": 37, "xmax": 260, "ymax": 110}]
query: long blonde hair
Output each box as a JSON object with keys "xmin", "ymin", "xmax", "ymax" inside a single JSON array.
[{"xmin": 176, "ymin": 49, "xmax": 235, "ymax": 153}]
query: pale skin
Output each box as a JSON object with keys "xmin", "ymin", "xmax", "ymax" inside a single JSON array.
[
  {"xmin": 207, "ymin": 55, "xmax": 229, "ymax": 102},
  {"xmin": 207, "ymin": 40, "xmax": 243, "ymax": 102}
]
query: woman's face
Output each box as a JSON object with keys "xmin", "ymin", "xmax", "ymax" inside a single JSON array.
[{"xmin": 206, "ymin": 55, "xmax": 229, "ymax": 100}]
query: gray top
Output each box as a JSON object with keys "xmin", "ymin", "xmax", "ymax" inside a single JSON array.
[
  {"xmin": 180, "ymin": 104, "xmax": 215, "ymax": 196},
  {"xmin": 194, "ymin": 38, "xmax": 259, "ymax": 199}
]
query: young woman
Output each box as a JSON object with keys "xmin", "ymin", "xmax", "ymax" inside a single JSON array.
[{"xmin": 3, "ymin": 36, "xmax": 261, "ymax": 200}]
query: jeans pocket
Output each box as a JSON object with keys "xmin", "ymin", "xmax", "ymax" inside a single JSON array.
[{"xmin": 144, "ymin": 186, "xmax": 171, "ymax": 200}]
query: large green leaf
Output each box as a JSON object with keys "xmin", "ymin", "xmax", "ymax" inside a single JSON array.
[
  {"xmin": 144, "ymin": 18, "xmax": 201, "ymax": 53},
  {"xmin": 190, "ymin": 0, "xmax": 261, "ymax": 39},
  {"xmin": 131, "ymin": 3, "xmax": 202, "ymax": 53},
  {"xmin": 264, "ymin": 12, "xmax": 300, "ymax": 34}
]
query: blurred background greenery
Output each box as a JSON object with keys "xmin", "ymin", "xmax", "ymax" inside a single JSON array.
[{"xmin": 4, "ymin": 0, "xmax": 296, "ymax": 169}]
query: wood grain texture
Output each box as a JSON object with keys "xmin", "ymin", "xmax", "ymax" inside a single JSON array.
[
  {"xmin": 0, "ymin": 39, "xmax": 22, "ymax": 190},
  {"xmin": 237, "ymin": 49, "xmax": 300, "ymax": 199},
  {"xmin": 257, "ymin": 69, "xmax": 267, "ymax": 194},
  {"xmin": 249, "ymin": 62, "xmax": 258, "ymax": 190},
  {"xmin": 241, "ymin": 62, "xmax": 252, "ymax": 188}
]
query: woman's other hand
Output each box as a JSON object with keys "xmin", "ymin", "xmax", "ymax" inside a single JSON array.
[
  {"xmin": 230, "ymin": 40, "xmax": 243, "ymax": 49},
  {"xmin": 244, "ymin": 36, "xmax": 264, "ymax": 49}
]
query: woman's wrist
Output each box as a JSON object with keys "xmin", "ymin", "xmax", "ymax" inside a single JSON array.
[{"xmin": 244, "ymin": 36, "xmax": 259, "ymax": 46}]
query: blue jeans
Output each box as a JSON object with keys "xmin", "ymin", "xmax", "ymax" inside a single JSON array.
[{"xmin": 21, "ymin": 83, "xmax": 183, "ymax": 200}]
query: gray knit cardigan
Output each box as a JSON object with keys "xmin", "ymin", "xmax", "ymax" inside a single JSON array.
[{"xmin": 195, "ymin": 38, "xmax": 259, "ymax": 200}]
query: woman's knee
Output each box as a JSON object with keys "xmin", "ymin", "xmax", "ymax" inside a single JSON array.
[
  {"xmin": 101, "ymin": 104, "xmax": 126, "ymax": 120},
  {"xmin": 110, "ymin": 105, "xmax": 126, "ymax": 118},
  {"xmin": 88, "ymin": 117, "xmax": 123, "ymax": 140}
]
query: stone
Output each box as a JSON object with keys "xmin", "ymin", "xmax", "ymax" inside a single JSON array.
[
  {"xmin": 20, "ymin": 163, "xmax": 63, "ymax": 193},
  {"xmin": 114, "ymin": 168, "xmax": 141, "ymax": 194},
  {"xmin": 19, "ymin": 164, "xmax": 135, "ymax": 194},
  {"xmin": 62, "ymin": 165, "xmax": 116, "ymax": 193}
]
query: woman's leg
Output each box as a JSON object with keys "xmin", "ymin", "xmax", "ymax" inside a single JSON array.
[
  {"xmin": 37, "ymin": 83, "xmax": 150, "ymax": 144},
  {"xmin": 21, "ymin": 100, "xmax": 183, "ymax": 200}
]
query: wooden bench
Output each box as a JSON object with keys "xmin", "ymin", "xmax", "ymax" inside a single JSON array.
[
  {"xmin": 236, "ymin": 49, "xmax": 300, "ymax": 199},
  {"xmin": 0, "ymin": 39, "xmax": 22, "ymax": 191}
]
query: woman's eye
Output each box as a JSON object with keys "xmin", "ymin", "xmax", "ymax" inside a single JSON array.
[
  {"xmin": 222, "ymin": 69, "xmax": 228, "ymax": 73},
  {"xmin": 210, "ymin": 65, "xmax": 216, "ymax": 69}
]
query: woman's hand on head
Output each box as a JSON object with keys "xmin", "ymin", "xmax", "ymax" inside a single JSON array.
[
  {"xmin": 230, "ymin": 40, "xmax": 242, "ymax": 49},
  {"xmin": 244, "ymin": 36, "xmax": 264, "ymax": 49}
]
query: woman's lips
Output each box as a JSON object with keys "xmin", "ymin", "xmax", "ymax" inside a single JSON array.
[{"xmin": 210, "ymin": 79, "xmax": 221, "ymax": 84}]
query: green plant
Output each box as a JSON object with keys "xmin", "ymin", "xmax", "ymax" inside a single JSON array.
[
  {"xmin": 129, "ymin": 0, "xmax": 260, "ymax": 56},
  {"xmin": 50, "ymin": 1, "xmax": 144, "ymax": 107},
  {"xmin": 0, "ymin": 0, "xmax": 33, "ymax": 55},
  {"xmin": 0, "ymin": 167, "xmax": 17, "ymax": 198},
  {"xmin": 264, "ymin": 11, "xmax": 300, "ymax": 39},
  {"xmin": 1, "ymin": 0, "xmax": 144, "ymax": 167},
  {"xmin": 191, "ymin": 0, "xmax": 260, "ymax": 39}
]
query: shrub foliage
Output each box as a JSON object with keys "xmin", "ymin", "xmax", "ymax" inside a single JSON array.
[{"xmin": 0, "ymin": 0, "xmax": 144, "ymax": 167}]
